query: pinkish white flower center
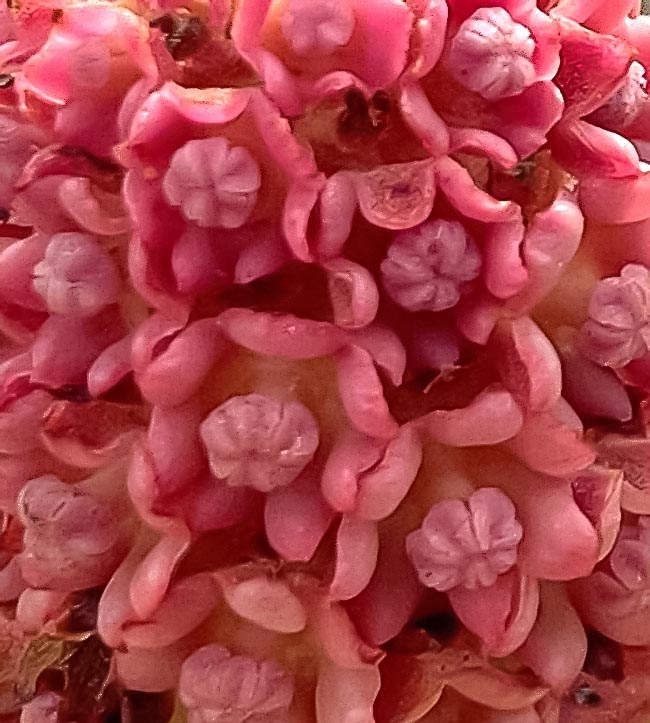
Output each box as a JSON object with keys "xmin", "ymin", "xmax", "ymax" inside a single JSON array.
[
  {"xmin": 380, "ymin": 218, "xmax": 482, "ymax": 312},
  {"xmin": 179, "ymin": 645, "xmax": 294, "ymax": 723},
  {"xmin": 32, "ymin": 232, "xmax": 121, "ymax": 317},
  {"xmin": 199, "ymin": 393, "xmax": 320, "ymax": 492},
  {"xmin": 579, "ymin": 263, "xmax": 650, "ymax": 368},
  {"xmin": 406, "ymin": 487, "xmax": 523, "ymax": 591},
  {"xmin": 280, "ymin": 0, "xmax": 355, "ymax": 57},
  {"xmin": 448, "ymin": 7, "xmax": 536, "ymax": 101},
  {"xmin": 163, "ymin": 137, "xmax": 262, "ymax": 229}
]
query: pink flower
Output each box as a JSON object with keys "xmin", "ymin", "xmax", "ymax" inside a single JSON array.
[
  {"xmin": 179, "ymin": 645, "xmax": 294, "ymax": 723},
  {"xmin": 406, "ymin": 487, "xmax": 523, "ymax": 592},
  {"xmin": 162, "ymin": 137, "xmax": 262, "ymax": 230},
  {"xmin": 19, "ymin": 3, "xmax": 158, "ymax": 157},
  {"xmin": 16, "ymin": 475, "xmax": 126, "ymax": 591},
  {"xmin": 32, "ymin": 232, "xmax": 121, "ymax": 317},
  {"xmin": 447, "ymin": 7, "xmax": 537, "ymax": 101},
  {"xmin": 381, "ymin": 218, "xmax": 482, "ymax": 312},
  {"xmin": 199, "ymin": 393, "xmax": 320, "ymax": 492},
  {"xmin": 578, "ymin": 263, "xmax": 650, "ymax": 367}
]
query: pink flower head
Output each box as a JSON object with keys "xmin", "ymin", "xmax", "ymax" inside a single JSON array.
[
  {"xmin": 179, "ymin": 645, "xmax": 294, "ymax": 723},
  {"xmin": 199, "ymin": 393, "xmax": 320, "ymax": 492},
  {"xmin": 579, "ymin": 263, "xmax": 650, "ymax": 367},
  {"xmin": 16, "ymin": 475, "xmax": 125, "ymax": 591},
  {"xmin": 20, "ymin": 3, "xmax": 157, "ymax": 156},
  {"xmin": 447, "ymin": 7, "xmax": 537, "ymax": 101},
  {"xmin": 32, "ymin": 232, "xmax": 121, "ymax": 317},
  {"xmin": 406, "ymin": 487, "xmax": 523, "ymax": 592},
  {"xmin": 380, "ymin": 218, "xmax": 482, "ymax": 312},
  {"xmin": 232, "ymin": 0, "xmax": 413, "ymax": 113},
  {"xmin": 162, "ymin": 137, "xmax": 262, "ymax": 229},
  {"xmin": 404, "ymin": 0, "xmax": 562, "ymax": 161}
]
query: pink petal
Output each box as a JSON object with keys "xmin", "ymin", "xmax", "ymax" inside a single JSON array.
[
  {"xmin": 398, "ymin": 81, "xmax": 449, "ymax": 157},
  {"xmin": 87, "ymin": 334, "xmax": 133, "ymax": 397},
  {"xmin": 329, "ymin": 515, "xmax": 379, "ymax": 602},
  {"xmin": 346, "ymin": 324, "xmax": 407, "ymax": 387},
  {"xmin": 448, "ymin": 128, "xmax": 519, "ymax": 169},
  {"xmin": 517, "ymin": 583, "xmax": 587, "ymax": 691},
  {"xmin": 218, "ymin": 308, "xmax": 346, "ymax": 358},
  {"xmin": 491, "ymin": 317, "xmax": 562, "ymax": 413},
  {"xmin": 57, "ymin": 177, "xmax": 130, "ymax": 236},
  {"xmin": 16, "ymin": 588, "xmax": 68, "ymax": 634},
  {"xmin": 321, "ymin": 429, "xmax": 384, "ymax": 513},
  {"xmin": 264, "ymin": 471, "xmax": 335, "ymax": 562},
  {"xmin": 484, "ymin": 215, "xmax": 528, "ymax": 299},
  {"xmin": 335, "ymin": 344, "xmax": 399, "ymax": 440},
  {"xmin": 123, "ymin": 572, "xmax": 220, "ymax": 648},
  {"xmin": 406, "ymin": 0, "xmax": 448, "ymax": 78},
  {"xmin": 435, "ymin": 156, "xmax": 518, "ymax": 223},
  {"xmin": 449, "ymin": 570, "xmax": 539, "ymax": 658},
  {"xmin": 218, "ymin": 572, "xmax": 307, "ymax": 634},
  {"xmin": 416, "ymin": 385, "xmax": 524, "ymax": 446},
  {"xmin": 315, "ymin": 661, "xmax": 380, "ymax": 723},
  {"xmin": 504, "ymin": 404, "xmax": 596, "ymax": 477},
  {"xmin": 355, "ymin": 425, "xmax": 422, "ymax": 521},
  {"xmin": 579, "ymin": 171, "xmax": 650, "ymax": 224},
  {"xmin": 136, "ymin": 318, "xmax": 226, "ymax": 407},
  {"xmin": 324, "ymin": 258, "xmax": 379, "ymax": 330},
  {"xmin": 115, "ymin": 638, "xmax": 193, "ymax": 693}
]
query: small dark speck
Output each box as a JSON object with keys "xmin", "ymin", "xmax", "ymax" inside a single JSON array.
[
  {"xmin": 0, "ymin": 208, "xmax": 9, "ymax": 224},
  {"xmin": 0, "ymin": 74, "xmax": 13, "ymax": 89},
  {"xmin": 573, "ymin": 682, "xmax": 602, "ymax": 706},
  {"xmin": 51, "ymin": 7, "xmax": 63, "ymax": 22}
]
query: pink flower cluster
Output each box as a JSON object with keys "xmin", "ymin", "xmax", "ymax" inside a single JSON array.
[{"xmin": 3, "ymin": 0, "xmax": 650, "ymax": 721}]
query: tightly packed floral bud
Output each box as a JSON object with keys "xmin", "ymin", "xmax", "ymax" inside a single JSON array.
[
  {"xmin": 179, "ymin": 645, "xmax": 294, "ymax": 723},
  {"xmin": 406, "ymin": 487, "xmax": 523, "ymax": 591},
  {"xmin": 448, "ymin": 8, "xmax": 537, "ymax": 100},
  {"xmin": 579, "ymin": 264, "xmax": 650, "ymax": 367},
  {"xmin": 380, "ymin": 219, "xmax": 482, "ymax": 312},
  {"xmin": 199, "ymin": 394, "xmax": 320, "ymax": 492}
]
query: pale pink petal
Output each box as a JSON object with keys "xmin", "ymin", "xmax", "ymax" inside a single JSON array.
[
  {"xmin": 491, "ymin": 317, "xmax": 562, "ymax": 413},
  {"xmin": 218, "ymin": 572, "xmax": 307, "ymax": 634},
  {"xmin": 87, "ymin": 334, "xmax": 133, "ymax": 397},
  {"xmin": 218, "ymin": 308, "xmax": 346, "ymax": 358},
  {"xmin": 115, "ymin": 638, "xmax": 193, "ymax": 693},
  {"xmin": 483, "ymin": 214, "xmax": 528, "ymax": 299},
  {"xmin": 315, "ymin": 661, "xmax": 380, "ymax": 723},
  {"xmin": 335, "ymin": 344, "xmax": 399, "ymax": 440},
  {"xmin": 416, "ymin": 385, "xmax": 524, "ymax": 446},
  {"xmin": 346, "ymin": 324, "xmax": 406, "ymax": 387},
  {"xmin": 264, "ymin": 471, "xmax": 334, "ymax": 562},
  {"xmin": 329, "ymin": 515, "xmax": 379, "ymax": 602},
  {"xmin": 15, "ymin": 588, "xmax": 68, "ymax": 634},
  {"xmin": 355, "ymin": 425, "xmax": 422, "ymax": 521},
  {"xmin": 517, "ymin": 583, "xmax": 587, "ymax": 691},
  {"xmin": 398, "ymin": 81, "xmax": 449, "ymax": 157}
]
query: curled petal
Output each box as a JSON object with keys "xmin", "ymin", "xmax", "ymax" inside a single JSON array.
[
  {"xmin": 16, "ymin": 589, "xmax": 68, "ymax": 634},
  {"xmin": 491, "ymin": 317, "xmax": 562, "ymax": 413},
  {"xmin": 518, "ymin": 584, "xmax": 587, "ymax": 692},
  {"xmin": 407, "ymin": 0, "xmax": 448, "ymax": 78},
  {"xmin": 87, "ymin": 334, "xmax": 133, "ymax": 397},
  {"xmin": 448, "ymin": 128, "xmax": 519, "ymax": 169},
  {"xmin": 484, "ymin": 214, "xmax": 528, "ymax": 300},
  {"xmin": 172, "ymin": 227, "xmax": 232, "ymax": 295},
  {"xmin": 504, "ymin": 403, "xmax": 596, "ymax": 477},
  {"xmin": 330, "ymin": 515, "xmax": 379, "ymax": 601},
  {"xmin": 123, "ymin": 573, "xmax": 220, "ymax": 649},
  {"xmin": 57, "ymin": 177, "xmax": 130, "ymax": 236},
  {"xmin": 579, "ymin": 171, "xmax": 650, "ymax": 224},
  {"xmin": 324, "ymin": 258, "xmax": 379, "ymax": 329},
  {"xmin": 335, "ymin": 344, "xmax": 399, "ymax": 440},
  {"xmin": 218, "ymin": 308, "xmax": 345, "ymax": 358},
  {"xmin": 398, "ymin": 82, "xmax": 449, "ymax": 157},
  {"xmin": 448, "ymin": 570, "xmax": 539, "ymax": 658},
  {"xmin": 416, "ymin": 385, "xmax": 524, "ymax": 446},
  {"xmin": 322, "ymin": 429, "xmax": 384, "ymax": 513},
  {"xmin": 355, "ymin": 424, "xmax": 422, "ymax": 521},
  {"xmin": 351, "ymin": 160, "xmax": 436, "ymax": 231},
  {"xmin": 136, "ymin": 318, "xmax": 226, "ymax": 407},
  {"xmin": 435, "ymin": 156, "xmax": 517, "ymax": 223},
  {"xmin": 233, "ymin": 228, "xmax": 292, "ymax": 285},
  {"xmin": 346, "ymin": 324, "xmax": 406, "ymax": 387}
]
